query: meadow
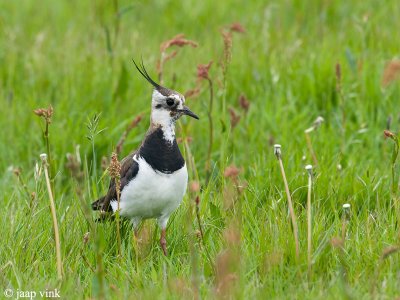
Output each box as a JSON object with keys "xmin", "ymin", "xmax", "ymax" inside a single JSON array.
[{"xmin": 1, "ymin": 0, "xmax": 400, "ymax": 299}]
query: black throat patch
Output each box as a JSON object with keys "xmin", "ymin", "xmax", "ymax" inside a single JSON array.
[{"xmin": 139, "ymin": 127, "xmax": 185, "ymax": 173}]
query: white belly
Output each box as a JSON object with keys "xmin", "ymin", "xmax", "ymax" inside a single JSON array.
[{"xmin": 111, "ymin": 156, "xmax": 188, "ymax": 223}]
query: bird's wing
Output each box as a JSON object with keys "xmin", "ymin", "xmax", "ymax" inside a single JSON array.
[{"xmin": 91, "ymin": 151, "xmax": 140, "ymax": 212}]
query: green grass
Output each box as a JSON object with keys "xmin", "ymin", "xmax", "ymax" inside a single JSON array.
[{"xmin": 1, "ymin": 0, "xmax": 400, "ymax": 299}]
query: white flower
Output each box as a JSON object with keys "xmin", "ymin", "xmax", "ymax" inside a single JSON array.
[{"xmin": 274, "ymin": 144, "xmax": 282, "ymax": 158}]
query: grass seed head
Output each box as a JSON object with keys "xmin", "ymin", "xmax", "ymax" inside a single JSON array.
[
  {"xmin": 83, "ymin": 232, "xmax": 90, "ymax": 245},
  {"xmin": 189, "ymin": 180, "xmax": 200, "ymax": 193},
  {"xmin": 313, "ymin": 116, "xmax": 324, "ymax": 128},
  {"xmin": 108, "ymin": 152, "xmax": 121, "ymax": 180},
  {"xmin": 229, "ymin": 22, "xmax": 246, "ymax": 33},
  {"xmin": 343, "ymin": 203, "xmax": 351, "ymax": 220},
  {"xmin": 335, "ymin": 63, "xmax": 342, "ymax": 83},
  {"xmin": 305, "ymin": 164, "xmax": 313, "ymax": 176},
  {"xmin": 33, "ymin": 105, "xmax": 53, "ymax": 123},
  {"xmin": 184, "ymin": 87, "xmax": 200, "ymax": 99},
  {"xmin": 221, "ymin": 30, "xmax": 232, "ymax": 67},
  {"xmin": 197, "ymin": 61, "xmax": 213, "ymax": 81},
  {"xmin": 274, "ymin": 144, "xmax": 282, "ymax": 159},
  {"xmin": 382, "ymin": 60, "xmax": 400, "ymax": 87},
  {"xmin": 40, "ymin": 153, "xmax": 48, "ymax": 164},
  {"xmin": 13, "ymin": 167, "xmax": 21, "ymax": 177},
  {"xmin": 384, "ymin": 130, "xmax": 397, "ymax": 140},
  {"xmin": 305, "ymin": 116, "xmax": 324, "ymax": 133},
  {"xmin": 177, "ymin": 136, "xmax": 193, "ymax": 144},
  {"xmin": 330, "ymin": 237, "xmax": 344, "ymax": 249},
  {"xmin": 224, "ymin": 165, "xmax": 241, "ymax": 179},
  {"xmin": 228, "ymin": 107, "xmax": 241, "ymax": 129},
  {"xmin": 239, "ymin": 94, "xmax": 250, "ymax": 112},
  {"xmin": 160, "ymin": 34, "xmax": 198, "ymax": 52}
]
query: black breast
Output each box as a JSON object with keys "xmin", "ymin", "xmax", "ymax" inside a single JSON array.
[{"xmin": 139, "ymin": 127, "xmax": 185, "ymax": 173}]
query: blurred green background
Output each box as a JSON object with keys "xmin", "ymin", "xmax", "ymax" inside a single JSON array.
[{"xmin": 1, "ymin": 0, "xmax": 400, "ymax": 299}]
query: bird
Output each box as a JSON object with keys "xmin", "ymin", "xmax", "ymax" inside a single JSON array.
[{"xmin": 91, "ymin": 60, "xmax": 199, "ymax": 256}]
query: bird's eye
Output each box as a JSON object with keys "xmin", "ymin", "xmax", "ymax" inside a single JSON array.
[{"xmin": 166, "ymin": 98, "xmax": 175, "ymax": 106}]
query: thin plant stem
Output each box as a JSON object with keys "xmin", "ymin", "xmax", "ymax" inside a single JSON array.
[
  {"xmin": 80, "ymin": 249, "xmax": 96, "ymax": 273},
  {"xmin": 44, "ymin": 122, "xmax": 51, "ymax": 172},
  {"xmin": 305, "ymin": 132, "xmax": 318, "ymax": 167},
  {"xmin": 384, "ymin": 130, "xmax": 400, "ymax": 222},
  {"xmin": 194, "ymin": 196, "xmax": 215, "ymax": 273},
  {"xmin": 341, "ymin": 204, "xmax": 350, "ymax": 243},
  {"xmin": 34, "ymin": 106, "xmax": 54, "ymax": 194},
  {"xmin": 92, "ymin": 142, "xmax": 97, "ymax": 179},
  {"xmin": 40, "ymin": 153, "xmax": 62, "ymax": 280},
  {"xmin": 116, "ymin": 181, "xmax": 121, "ymax": 258},
  {"xmin": 336, "ymin": 63, "xmax": 346, "ymax": 154},
  {"xmin": 305, "ymin": 165, "xmax": 313, "ymax": 278},
  {"xmin": 205, "ymin": 77, "xmax": 214, "ymax": 184},
  {"xmin": 112, "ymin": 0, "xmax": 120, "ymax": 49},
  {"xmin": 181, "ymin": 125, "xmax": 200, "ymax": 184},
  {"xmin": 185, "ymin": 184, "xmax": 200, "ymax": 298},
  {"xmin": 195, "ymin": 196, "xmax": 204, "ymax": 239},
  {"xmin": 109, "ymin": 153, "xmax": 122, "ymax": 258},
  {"xmin": 338, "ymin": 203, "xmax": 351, "ymax": 288},
  {"xmin": 95, "ymin": 237, "xmax": 106, "ymax": 300},
  {"xmin": 274, "ymin": 145, "xmax": 300, "ymax": 261},
  {"xmin": 134, "ymin": 232, "xmax": 139, "ymax": 275}
]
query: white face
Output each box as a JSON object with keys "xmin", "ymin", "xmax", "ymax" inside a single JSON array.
[{"xmin": 151, "ymin": 89, "xmax": 185, "ymax": 127}]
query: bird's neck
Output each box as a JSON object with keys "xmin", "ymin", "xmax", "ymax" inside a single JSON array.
[
  {"xmin": 160, "ymin": 123, "xmax": 175, "ymax": 144},
  {"xmin": 150, "ymin": 110, "xmax": 176, "ymax": 143},
  {"xmin": 140, "ymin": 127, "xmax": 184, "ymax": 173}
]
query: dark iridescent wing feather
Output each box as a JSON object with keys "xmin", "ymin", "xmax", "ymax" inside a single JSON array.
[{"xmin": 91, "ymin": 151, "xmax": 139, "ymax": 212}]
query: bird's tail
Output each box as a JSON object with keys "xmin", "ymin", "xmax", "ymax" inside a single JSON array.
[
  {"xmin": 91, "ymin": 196, "xmax": 111, "ymax": 211},
  {"xmin": 91, "ymin": 196, "xmax": 114, "ymax": 222}
]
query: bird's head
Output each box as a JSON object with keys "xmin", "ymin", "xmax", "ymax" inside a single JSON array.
[{"xmin": 133, "ymin": 60, "xmax": 199, "ymax": 129}]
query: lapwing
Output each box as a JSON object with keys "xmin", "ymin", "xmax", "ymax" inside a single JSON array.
[{"xmin": 92, "ymin": 60, "xmax": 199, "ymax": 256}]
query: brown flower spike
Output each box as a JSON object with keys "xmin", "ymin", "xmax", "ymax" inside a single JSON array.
[
  {"xmin": 108, "ymin": 152, "xmax": 122, "ymax": 257},
  {"xmin": 224, "ymin": 165, "xmax": 241, "ymax": 179},
  {"xmin": 382, "ymin": 60, "xmax": 400, "ymax": 87},
  {"xmin": 229, "ymin": 107, "xmax": 241, "ymax": 129},
  {"xmin": 108, "ymin": 152, "xmax": 121, "ymax": 181},
  {"xmin": 229, "ymin": 22, "xmax": 246, "ymax": 33},
  {"xmin": 197, "ymin": 61, "xmax": 213, "ymax": 81},
  {"xmin": 157, "ymin": 34, "xmax": 198, "ymax": 84},
  {"xmin": 184, "ymin": 87, "xmax": 200, "ymax": 99},
  {"xmin": 239, "ymin": 94, "xmax": 250, "ymax": 112},
  {"xmin": 189, "ymin": 180, "xmax": 200, "ymax": 193},
  {"xmin": 384, "ymin": 129, "xmax": 396, "ymax": 139},
  {"xmin": 33, "ymin": 105, "xmax": 53, "ymax": 123},
  {"xmin": 160, "ymin": 34, "xmax": 198, "ymax": 52}
]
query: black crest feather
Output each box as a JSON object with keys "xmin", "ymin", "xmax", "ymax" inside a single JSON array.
[
  {"xmin": 132, "ymin": 58, "xmax": 161, "ymax": 89},
  {"xmin": 132, "ymin": 58, "xmax": 174, "ymax": 97}
]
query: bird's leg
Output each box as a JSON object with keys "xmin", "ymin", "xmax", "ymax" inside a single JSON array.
[
  {"xmin": 160, "ymin": 228, "xmax": 168, "ymax": 256},
  {"xmin": 131, "ymin": 218, "xmax": 141, "ymax": 240}
]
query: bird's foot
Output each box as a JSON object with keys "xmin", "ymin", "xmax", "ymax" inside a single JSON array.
[{"xmin": 160, "ymin": 228, "xmax": 168, "ymax": 256}]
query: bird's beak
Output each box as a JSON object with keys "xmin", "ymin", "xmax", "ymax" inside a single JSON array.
[{"xmin": 180, "ymin": 106, "xmax": 199, "ymax": 120}]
